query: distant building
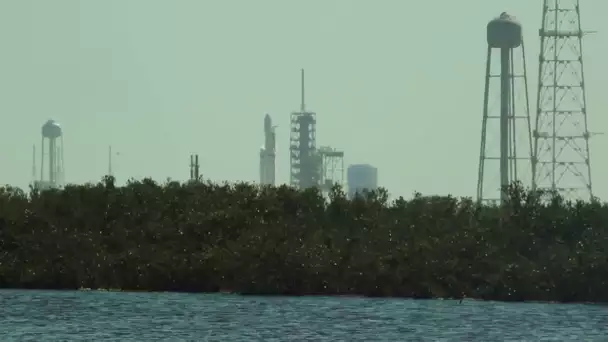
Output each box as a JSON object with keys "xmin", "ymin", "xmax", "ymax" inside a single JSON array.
[
  {"xmin": 33, "ymin": 180, "xmax": 55, "ymax": 191},
  {"xmin": 347, "ymin": 164, "xmax": 378, "ymax": 199}
]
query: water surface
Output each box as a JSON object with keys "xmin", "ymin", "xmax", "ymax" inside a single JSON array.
[{"xmin": 1, "ymin": 290, "xmax": 606, "ymax": 341}]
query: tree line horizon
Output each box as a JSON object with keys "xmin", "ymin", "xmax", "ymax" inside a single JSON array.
[{"xmin": 0, "ymin": 176, "xmax": 606, "ymax": 303}]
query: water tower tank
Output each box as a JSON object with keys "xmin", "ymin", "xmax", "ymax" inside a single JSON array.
[
  {"xmin": 347, "ymin": 164, "xmax": 378, "ymax": 199},
  {"xmin": 487, "ymin": 12, "xmax": 522, "ymax": 49},
  {"xmin": 42, "ymin": 120, "xmax": 62, "ymax": 139}
]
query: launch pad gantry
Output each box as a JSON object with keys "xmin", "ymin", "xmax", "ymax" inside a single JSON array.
[{"xmin": 289, "ymin": 69, "xmax": 344, "ymax": 192}]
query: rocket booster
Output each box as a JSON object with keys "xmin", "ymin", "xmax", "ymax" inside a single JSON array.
[
  {"xmin": 260, "ymin": 113, "xmax": 276, "ymax": 185},
  {"xmin": 263, "ymin": 113, "xmax": 275, "ymax": 153},
  {"xmin": 264, "ymin": 113, "xmax": 272, "ymax": 135}
]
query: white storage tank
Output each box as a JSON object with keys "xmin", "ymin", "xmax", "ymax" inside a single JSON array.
[
  {"xmin": 487, "ymin": 12, "xmax": 522, "ymax": 49},
  {"xmin": 347, "ymin": 164, "xmax": 378, "ymax": 199}
]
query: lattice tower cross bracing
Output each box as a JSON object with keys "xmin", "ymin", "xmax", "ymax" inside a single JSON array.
[
  {"xmin": 318, "ymin": 146, "xmax": 345, "ymax": 192},
  {"xmin": 533, "ymin": 0, "xmax": 595, "ymax": 201},
  {"xmin": 477, "ymin": 12, "xmax": 534, "ymax": 205},
  {"xmin": 290, "ymin": 69, "xmax": 320, "ymax": 190},
  {"xmin": 189, "ymin": 154, "xmax": 200, "ymax": 181}
]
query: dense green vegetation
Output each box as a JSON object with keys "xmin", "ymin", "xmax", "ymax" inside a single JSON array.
[{"xmin": 0, "ymin": 176, "xmax": 606, "ymax": 302}]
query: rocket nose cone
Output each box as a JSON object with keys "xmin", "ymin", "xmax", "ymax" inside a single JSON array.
[{"xmin": 264, "ymin": 114, "xmax": 272, "ymax": 132}]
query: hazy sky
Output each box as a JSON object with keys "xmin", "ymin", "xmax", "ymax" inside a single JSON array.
[{"xmin": 0, "ymin": 0, "xmax": 606, "ymax": 200}]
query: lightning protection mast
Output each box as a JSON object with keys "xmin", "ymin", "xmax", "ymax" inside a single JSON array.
[
  {"xmin": 189, "ymin": 154, "xmax": 200, "ymax": 181},
  {"xmin": 259, "ymin": 113, "xmax": 276, "ymax": 185},
  {"xmin": 31, "ymin": 145, "xmax": 36, "ymax": 184},
  {"xmin": 533, "ymin": 0, "xmax": 595, "ymax": 201},
  {"xmin": 477, "ymin": 12, "xmax": 534, "ymax": 205},
  {"xmin": 289, "ymin": 69, "xmax": 319, "ymax": 190}
]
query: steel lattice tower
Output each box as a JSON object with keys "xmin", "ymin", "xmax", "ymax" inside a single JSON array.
[
  {"xmin": 290, "ymin": 69, "xmax": 320, "ymax": 190},
  {"xmin": 318, "ymin": 146, "xmax": 345, "ymax": 192},
  {"xmin": 477, "ymin": 12, "xmax": 534, "ymax": 204},
  {"xmin": 533, "ymin": 0, "xmax": 594, "ymax": 201}
]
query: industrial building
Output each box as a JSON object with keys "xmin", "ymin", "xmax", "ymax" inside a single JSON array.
[{"xmin": 347, "ymin": 164, "xmax": 378, "ymax": 199}]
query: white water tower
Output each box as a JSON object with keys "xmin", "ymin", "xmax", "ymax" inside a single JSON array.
[{"xmin": 38, "ymin": 119, "xmax": 65, "ymax": 188}]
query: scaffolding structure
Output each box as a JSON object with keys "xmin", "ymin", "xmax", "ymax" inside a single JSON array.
[
  {"xmin": 289, "ymin": 69, "xmax": 320, "ymax": 190},
  {"xmin": 189, "ymin": 154, "xmax": 200, "ymax": 181},
  {"xmin": 318, "ymin": 146, "xmax": 345, "ymax": 192},
  {"xmin": 533, "ymin": 0, "xmax": 596, "ymax": 201}
]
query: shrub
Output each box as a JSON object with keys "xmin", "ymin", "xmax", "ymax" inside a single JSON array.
[{"xmin": 0, "ymin": 177, "xmax": 606, "ymax": 302}]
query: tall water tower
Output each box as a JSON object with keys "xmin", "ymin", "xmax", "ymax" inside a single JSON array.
[
  {"xmin": 39, "ymin": 119, "xmax": 65, "ymax": 188},
  {"xmin": 477, "ymin": 12, "xmax": 533, "ymax": 204}
]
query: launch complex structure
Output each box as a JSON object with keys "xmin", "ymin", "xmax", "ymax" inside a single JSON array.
[
  {"xmin": 259, "ymin": 69, "xmax": 345, "ymax": 192},
  {"xmin": 477, "ymin": 1, "xmax": 597, "ymax": 204},
  {"xmin": 288, "ymin": 69, "xmax": 344, "ymax": 192},
  {"xmin": 259, "ymin": 114, "xmax": 276, "ymax": 186},
  {"xmin": 260, "ymin": 69, "xmax": 344, "ymax": 192}
]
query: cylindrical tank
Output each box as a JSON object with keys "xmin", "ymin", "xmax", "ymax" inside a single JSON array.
[
  {"xmin": 42, "ymin": 120, "xmax": 62, "ymax": 139},
  {"xmin": 347, "ymin": 164, "xmax": 378, "ymax": 199},
  {"xmin": 487, "ymin": 12, "xmax": 522, "ymax": 48}
]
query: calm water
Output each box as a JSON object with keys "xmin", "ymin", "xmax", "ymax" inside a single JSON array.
[{"xmin": 1, "ymin": 289, "xmax": 607, "ymax": 341}]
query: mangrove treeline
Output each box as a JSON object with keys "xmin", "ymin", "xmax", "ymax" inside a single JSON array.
[{"xmin": 0, "ymin": 177, "xmax": 606, "ymax": 303}]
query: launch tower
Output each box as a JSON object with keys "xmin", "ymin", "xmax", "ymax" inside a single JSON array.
[
  {"xmin": 533, "ymin": 0, "xmax": 595, "ymax": 201},
  {"xmin": 290, "ymin": 69, "xmax": 319, "ymax": 190},
  {"xmin": 477, "ymin": 12, "xmax": 533, "ymax": 204},
  {"xmin": 260, "ymin": 113, "xmax": 276, "ymax": 186},
  {"xmin": 108, "ymin": 146, "xmax": 114, "ymax": 177}
]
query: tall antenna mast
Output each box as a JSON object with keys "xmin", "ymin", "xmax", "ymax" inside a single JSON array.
[
  {"xmin": 32, "ymin": 144, "xmax": 36, "ymax": 182},
  {"xmin": 533, "ymin": 0, "xmax": 595, "ymax": 201},
  {"xmin": 300, "ymin": 68, "xmax": 305, "ymax": 112},
  {"xmin": 189, "ymin": 154, "xmax": 200, "ymax": 180},
  {"xmin": 108, "ymin": 146, "xmax": 113, "ymax": 176}
]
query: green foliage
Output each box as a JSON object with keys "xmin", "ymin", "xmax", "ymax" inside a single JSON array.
[{"xmin": 0, "ymin": 178, "xmax": 607, "ymax": 302}]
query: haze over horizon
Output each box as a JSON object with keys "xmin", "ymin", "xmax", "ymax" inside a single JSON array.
[{"xmin": 1, "ymin": 0, "xmax": 607, "ymax": 200}]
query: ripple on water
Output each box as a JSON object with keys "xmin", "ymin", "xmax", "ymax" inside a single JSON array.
[{"xmin": 0, "ymin": 290, "xmax": 607, "ymax": 341}]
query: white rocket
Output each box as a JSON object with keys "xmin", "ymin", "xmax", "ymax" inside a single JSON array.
[{"xmin": 259, "ymin": 113, "xmax": 276, "ymax": 186}]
